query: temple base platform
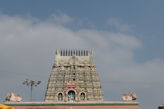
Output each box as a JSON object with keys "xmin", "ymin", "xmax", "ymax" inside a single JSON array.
[{"xmin": 4, "ymin": 101, "xmax": 139, "ymax": 109}]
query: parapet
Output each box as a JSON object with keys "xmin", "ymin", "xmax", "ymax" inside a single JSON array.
[
  {"xmin": 56, "ymin": 49, "xmax": 93, "ymax": 56},
  {"xmin": 54, "ymin": 49, "xmax": 94, "ymax": 66}
]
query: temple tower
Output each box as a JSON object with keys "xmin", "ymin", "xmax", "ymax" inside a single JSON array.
[{"xmin": 45, "ymin": 49, "xmax": 104, "ymax": 102}]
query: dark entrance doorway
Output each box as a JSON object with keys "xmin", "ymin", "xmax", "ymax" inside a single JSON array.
[{"xmin": 67, "ymin": 90, "xmax": 76, "ymax": 102}]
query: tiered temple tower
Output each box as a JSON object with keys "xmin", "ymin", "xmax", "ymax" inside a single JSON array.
[{"xmin": 45, "ymin": 49, "xmax": 104, "ymax": 102}]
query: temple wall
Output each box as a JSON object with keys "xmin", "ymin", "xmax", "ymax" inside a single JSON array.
[{"xmin": 4, "ymin": 102, "xmax": 139, "ymax": 109}]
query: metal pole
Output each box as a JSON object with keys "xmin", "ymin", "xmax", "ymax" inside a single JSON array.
[
  {"xmin": 23, "ymin": 79, "xmax": 41, "ymax": 102},
  {"xmin": 30, "ymin": 84, "xmax": 32, "ymax": 101}
]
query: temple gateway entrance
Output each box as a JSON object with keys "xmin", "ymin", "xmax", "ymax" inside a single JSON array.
[{"xmin": 67, "ymin": 90, "xmax": 76, "ymax": 102}]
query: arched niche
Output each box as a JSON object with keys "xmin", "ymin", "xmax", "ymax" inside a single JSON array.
[
  {"xmin": 58, "ymin": 93, "xmax": 63, "ymax": 101},
  {"xmin": 80, "ymin": 92, "xmax": 85, "ymax": 101},
  {"xmin": 67, "ymin": 90, "xmax": 76, "ymax": 102}
]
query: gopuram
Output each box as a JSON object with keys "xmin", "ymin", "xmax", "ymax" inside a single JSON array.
[
  {"xmin": 45, "ymin": 50, "xmax": 104, "ymax": 102},
  {"xmin": 4, "ymin": 49, "xmax": 139, "ymax": 109}
]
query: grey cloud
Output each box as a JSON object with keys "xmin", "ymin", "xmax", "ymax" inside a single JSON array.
[
  {"xmin": 107, "ymin": 17, "xmax": 134, "ymax": 32},
  {"xmin": 49, "ymin": 12, "xmax": 74, "ymax": 24}
]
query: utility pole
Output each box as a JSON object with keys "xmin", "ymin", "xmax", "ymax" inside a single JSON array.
[{"xmin": 23, "ymin": 79, "xmax": 41, "ymax": 101}]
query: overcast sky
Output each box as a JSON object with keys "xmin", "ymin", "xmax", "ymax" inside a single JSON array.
[{"xmin": 0, "ymin": 1, "xmax": 164, "ymax": 109}]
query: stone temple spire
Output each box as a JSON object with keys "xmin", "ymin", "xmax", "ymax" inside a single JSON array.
[{"xmin": 45, "ymin": 49, "xmax": 104, "ymax": 102}]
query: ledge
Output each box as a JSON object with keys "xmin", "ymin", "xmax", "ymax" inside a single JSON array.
[{"xmin": 4, "ymin": 101, "xmax": 139, "ymax": 106}]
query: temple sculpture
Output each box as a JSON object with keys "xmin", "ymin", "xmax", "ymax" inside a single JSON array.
[{"xmin": 45, "ymin": 49, "xmax": 104, "ymax": 102}]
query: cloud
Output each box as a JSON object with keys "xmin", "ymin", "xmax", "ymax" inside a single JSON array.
[
  {"xmin": 49, "ymin": 12, "xmax": 73, "ymax": 24},
  {"xmin": 107, "ymin": 17, "xmax": 134, "ymax": 32},
  {"xmin": 0, "ymin": 13, "xmax": 163, "ymax": 109}
]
